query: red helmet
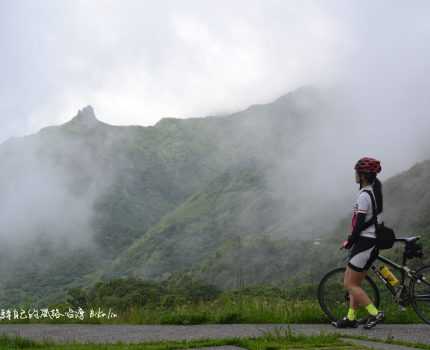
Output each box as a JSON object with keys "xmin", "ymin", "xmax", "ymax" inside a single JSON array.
[{"xmin": 354, "ymin": 157, "xmax": 382, "ymax": 174}]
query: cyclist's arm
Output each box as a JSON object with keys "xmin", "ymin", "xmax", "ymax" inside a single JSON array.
[{"xmin": 349, "ymin": 212, "xmax": 367, "ymax": 243}]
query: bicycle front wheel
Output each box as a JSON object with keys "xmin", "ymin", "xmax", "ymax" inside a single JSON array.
[
  {"xmin": 410, "ymin": 264, "xmax": 430, "ymax": 324},
  {"xmin": 318, "ymin": 267, "xmax": 380, "ymax": 322}
]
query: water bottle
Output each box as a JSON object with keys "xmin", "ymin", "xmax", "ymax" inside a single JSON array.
[{"xmin": 379, "ymin": 265, "xmax": 399, "ymax": 286}]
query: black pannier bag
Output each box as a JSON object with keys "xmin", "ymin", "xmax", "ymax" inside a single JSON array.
[
  {"xmin": 375, "ymin": 222, "xmax": 396, "ymax": 250},
  {"xmin": 405, "ymin": 241, "xmax": 424, "ymax": 259},
  {"xmin": 362, "ymin": 190, "xmax": 396, "ymax": 250}
]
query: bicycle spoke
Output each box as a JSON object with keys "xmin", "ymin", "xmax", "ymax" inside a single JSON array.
[{"xmin": 411, "ymin": 265, "xmax": 430, "ymax": 324}]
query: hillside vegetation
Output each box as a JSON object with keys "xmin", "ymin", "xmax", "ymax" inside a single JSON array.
[{"xmin": 0, "ymin": 88, "xmax": 429, "ymax": 307}]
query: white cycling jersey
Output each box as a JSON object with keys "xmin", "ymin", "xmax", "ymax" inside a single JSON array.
[{"xmin": 351, "ymin": 185, "xmax": 383, "ymax": 239}]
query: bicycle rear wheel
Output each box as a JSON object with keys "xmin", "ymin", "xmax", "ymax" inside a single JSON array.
[
  {"xmin": 410, "ymin": 264, "xmax": 430, "ymax": 324},
  {"xmin": 318, "ymin": 267, "xmax": 380, "ymax": 322}
]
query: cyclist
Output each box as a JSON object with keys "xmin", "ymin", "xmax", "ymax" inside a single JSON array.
[{"xmin": 332, "ymin": 157, "xmax": 385, "ymax": 329}]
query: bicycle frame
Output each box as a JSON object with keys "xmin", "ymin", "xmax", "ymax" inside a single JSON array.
[{"xmin": 370, "ymin": 252, "xmax": 417, "ymax": 302}]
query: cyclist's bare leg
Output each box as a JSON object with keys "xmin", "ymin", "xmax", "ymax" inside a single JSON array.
[
  {"xmin": 344, "ymin": 268, "xmax": 359, "ymax": 309},
  {"xmin": 343, "ymin": 268, "xmax": 359, "ymax": 308},
  {"xmin": 344, "ymin": 266, "xmax": 372, "ymax": 307}
]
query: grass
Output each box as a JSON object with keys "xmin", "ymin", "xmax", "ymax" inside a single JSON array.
[
  {"xmin": 119, "ymin": 298, "xmax": 325, "ymax": 325},
  {"xmin": 0, "ymin": 327, "xmax": 360, "ymax": 350}
]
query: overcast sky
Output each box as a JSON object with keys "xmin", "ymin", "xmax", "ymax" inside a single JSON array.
[{"xmin": 1, "ymin": 0, "xmax": 430, "ymax": 144}]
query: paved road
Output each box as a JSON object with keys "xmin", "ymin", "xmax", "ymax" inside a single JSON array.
[{"xmin": 0, "ymin": 324, "xmax": 428, "ymax": 345}]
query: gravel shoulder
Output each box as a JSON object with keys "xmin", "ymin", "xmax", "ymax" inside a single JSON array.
[{"xmin": 0, "ymin": 324, "xmax": 428, "ymax": 346}]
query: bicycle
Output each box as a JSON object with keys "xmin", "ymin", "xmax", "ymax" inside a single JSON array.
[{"xmin": 318, "ymin": 236, "xmax": 430, "ymax": 324}]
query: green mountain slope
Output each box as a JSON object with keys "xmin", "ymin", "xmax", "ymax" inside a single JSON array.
[
  {"xmin": 104, "ymin": 161, "xmax": 287, "ymax": 280},
  {"xmin": 103, "ymin": 159, "xmax": 346, "ymax": 290},
  {"xmin": 1, "ymin": 87, "xmax": 333, "ymax": 305}
]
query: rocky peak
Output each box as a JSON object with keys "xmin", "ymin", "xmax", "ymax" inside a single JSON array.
[{"xmin": 68, "ymin": 105, "xmax": 100, "ymax": 129}]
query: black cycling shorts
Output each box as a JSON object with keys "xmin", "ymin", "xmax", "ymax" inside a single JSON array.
[{"xmin": 348, "ymin": 236, "xmax": 379, "ymax": 272}]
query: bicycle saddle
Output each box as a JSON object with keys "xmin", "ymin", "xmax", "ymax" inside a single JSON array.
[{"xmin": 395, "ymin": 236, "xmax": 420, "ymax": 243}]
